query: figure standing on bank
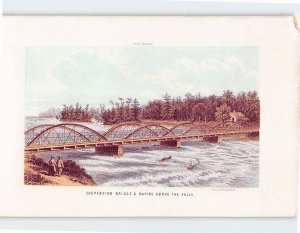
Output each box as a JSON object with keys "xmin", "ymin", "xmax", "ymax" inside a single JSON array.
[
  {"xmin": 57, "ymin": 156, "xmax": 64, "ymax": 176},
  {"xmin": 48, "ymin": 156, "xmax": 57, "ymax": 176}
]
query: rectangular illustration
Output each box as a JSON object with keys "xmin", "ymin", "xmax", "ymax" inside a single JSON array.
[
  {"xmin": 2, "ymin": 15, "xmax": 299, "ymax": 217},
  {"xmin": 24, "ymin": 46, "xmax": 260, "ymax": 188}
]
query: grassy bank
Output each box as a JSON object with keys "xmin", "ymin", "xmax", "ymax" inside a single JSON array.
[{"xmin": 24, "ymin": 153, "xmax": 96, "ymax": 186}]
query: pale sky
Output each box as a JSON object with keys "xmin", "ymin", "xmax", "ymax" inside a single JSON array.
[{"xmin": 25, "ymin": 46, "xmax": 259, "ymax": 116}]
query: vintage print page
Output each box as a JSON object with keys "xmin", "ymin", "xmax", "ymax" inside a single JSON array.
[{"xmin": 0, "ymin": 16, "xmax": 299, "ymax": 217}]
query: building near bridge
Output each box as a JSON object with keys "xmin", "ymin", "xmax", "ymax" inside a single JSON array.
[{"xmin": 229, "ymin": 111, "xmax": 248, "ymax": 123}]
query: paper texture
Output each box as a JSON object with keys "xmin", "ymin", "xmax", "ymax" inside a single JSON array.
[{"xmin": 0, "ymin": 16, "xmax": 299, "ymax": 217}]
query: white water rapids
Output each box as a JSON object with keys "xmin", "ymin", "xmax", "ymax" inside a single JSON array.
[{"xmin": 26, "ymin": 117, "xmax": 259, "ymax": 188}]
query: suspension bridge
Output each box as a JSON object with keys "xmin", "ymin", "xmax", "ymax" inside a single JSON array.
[{"xmin": 25, "ymin": 122, "xmax": 259, "ymax": 156}]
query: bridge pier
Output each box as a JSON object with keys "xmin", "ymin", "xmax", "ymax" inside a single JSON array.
[
  {"xmin": 95, "ymin": 145, "xmax": 124, "ymax": 156},
  {"xmin": 203, "ymin": 136, "xmax": 222, "ymax": 143},
  {"xmin": 247, "ymin": 131, "xmax": 259, "ymax": 138},
  {"xmin": 160, "ymin": 140, "xmax": 181, "ymax": 148}
]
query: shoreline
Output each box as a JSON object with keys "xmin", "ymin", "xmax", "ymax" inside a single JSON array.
[{"xmin": 24, "ymin": 153, "xmax": 96, "ymax": 186}]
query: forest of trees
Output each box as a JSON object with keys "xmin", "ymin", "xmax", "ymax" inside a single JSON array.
[
  {"xmin": 57, "ymin": 103, "xmax": 96, "ymax": 122},
  {"xmin": 55, "ymin": 90, "xmax": 260, "ymax": 125}
]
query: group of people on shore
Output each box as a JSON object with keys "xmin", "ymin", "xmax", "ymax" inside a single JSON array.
[{"xmin": 48, "ymin": 156, "xmax": 64, "ymax": 176}]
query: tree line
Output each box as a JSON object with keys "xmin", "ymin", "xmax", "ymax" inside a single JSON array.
[
  {"xmin": 57, "ymin": 103, "xmax": 95, "ymax": 122},
  {"xmin": 55, "ymin": 90, "xmax": 260, "ymax": 125},
  {"xmin": 141, "ymin": 90, "xmax": 259, "ymax": 125}
]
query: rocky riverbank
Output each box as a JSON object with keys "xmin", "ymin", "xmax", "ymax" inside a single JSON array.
[{"xmin": 24, "ymin": 153, "xmax": 96, "ymax": 186}]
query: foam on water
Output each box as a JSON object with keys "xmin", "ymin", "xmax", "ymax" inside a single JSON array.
[
  {"xmin": 28, "ymin": 117, "xmax": 259, "ymax": 188},
  {"xmin": 36, "ymin": 140, "xmax": 259, "ymax": 188}
]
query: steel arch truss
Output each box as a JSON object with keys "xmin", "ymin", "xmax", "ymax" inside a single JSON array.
[
  {"xmin": 125, "ymin": 124, "xmax": 175, "ymax": 139},
  {"xmin": 25, "ymin": 121, "xmax": 255, "ymax": 149},
  {"xmin": 206, "ymin": 121, "xmax": 243, "ymax": 134},
  {"xmin": 25, "ymin": 124, "xmax": 55, "ymax": 146},
  {"xmin": 103, "ymin": 123, "xmax": 175, "ymax": 140},
  {"xmin": 103, "ymin": 123, "xmax": 142, "ymax": 140},
  {"xmin": 26, "ymin": 124, "xmax": 107, "ymax": 147},
  {"xmin": 169, "ymin": 122, "xmax": 212, "ymax": 136}
]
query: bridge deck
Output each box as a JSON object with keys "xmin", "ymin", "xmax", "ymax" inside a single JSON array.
[{"xmin": 25, "ymin": 129, "xmax": 259, "ymax": 153}]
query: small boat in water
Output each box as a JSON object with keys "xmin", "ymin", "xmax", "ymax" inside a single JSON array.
[
  {"xmin": 161, "ymin": 156, "xmax": 172, "ymax": 162},
  {"xmin": 187, "ymin": 159, "xmax": 200, "ymax": 170}
]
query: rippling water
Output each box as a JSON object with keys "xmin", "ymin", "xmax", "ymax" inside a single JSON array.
[{"xmin": 27, "ymin": 117, "xmax": 259, "ymax": 188}]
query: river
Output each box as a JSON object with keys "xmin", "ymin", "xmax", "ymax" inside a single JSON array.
[{"xmin": 26, "ymin": 117, "xmax": 259, "ymax": 188}]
